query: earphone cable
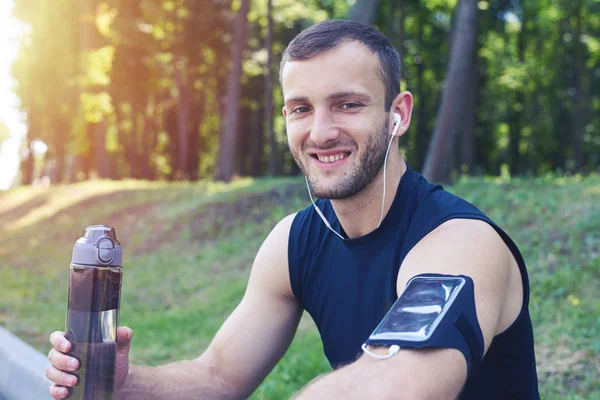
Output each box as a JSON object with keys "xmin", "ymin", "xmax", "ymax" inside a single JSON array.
[
  {"xmin": 305, "ymin": 176, "xmax": 346, "ymax": 240},
  {"xmin": 378, "ymin": 133, "xmax": 395, "ymax": 228}
]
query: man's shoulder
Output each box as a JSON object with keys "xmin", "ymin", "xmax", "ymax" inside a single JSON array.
[{"xmin": 269, "ymin": 213, "xmax": 298, "ymax": 244}]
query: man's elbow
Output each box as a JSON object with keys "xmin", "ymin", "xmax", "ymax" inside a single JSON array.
[{"xmin": 192, "ymin": 352, "xmax": 240, "ymax": 399}]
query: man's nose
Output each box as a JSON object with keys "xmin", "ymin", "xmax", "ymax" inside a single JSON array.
[{"xmin": 309, "ymin": 109, "xmax": 340, "ymax": 146}]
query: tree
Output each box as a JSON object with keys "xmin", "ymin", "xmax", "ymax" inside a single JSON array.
[
  {"xmin": 265, "ymin": 0, "xmax": 276, "ymax": 176},
  {"xmin": 80, "ymin": 0, "xmax": 112, "ymax": 179},
  {"xmin": 422, "ymin": 0, "xmax": 480, "ymax": 182},
  {"xmin": 216, "ymin": 0, "xmax": 251, "ymax": 182},
  {"xmin": 348, "ymin": 0, "xmax": 381, "ymax": 25},
  {"xmin": 9, "ymin": 0, "xmax": 599, "ymax": 183},
  {"xmin": 507, "ymin": 1, "xmax": 527, "ymax": 176},
  {"xmin": 569, "ymin": 0, "xmax": 587, "ymax": 171}
]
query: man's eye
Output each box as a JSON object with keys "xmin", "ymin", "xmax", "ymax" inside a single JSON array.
[
  {"xmin": 292, "ymin": 106, "xmax": 310, "ymax": 114},
  {"xmin": 340, "ymin": 103, "xmax": 361, "ymax": 109}
]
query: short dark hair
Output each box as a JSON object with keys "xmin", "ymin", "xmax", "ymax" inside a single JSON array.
[{"xmin": 280, "ymin": 20, "xmax": 401, "ymax": 110}]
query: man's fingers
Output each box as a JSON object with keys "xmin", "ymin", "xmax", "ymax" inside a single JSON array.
[
  {"xmin": 48, "ymin": 348, "xmax": 79, "ymax": 372},
  {"xmin": 49, "ymin": 383, "xmax": 71, "ymax": 400},
  {"xmin": 46, "ymin": 365, "xmax": 78, "ymax": 387},
  {"xmin": 49, "ymin": 331, "xmax": 71, "ymax": 353}
]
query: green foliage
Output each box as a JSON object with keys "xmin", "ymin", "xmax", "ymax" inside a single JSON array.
[
  {"xmin": 1, "ymin": 175, "xmax": 599, "ymax": 398},
  {"xmin": 80, "ymin": 46, "xmax": 116, "ymax": 87},
  {"xmin": 80, "ymin": 92, "xmax": 114, "ymax": 123},
  {"xmin": 8, "ymin": 0, "xmax": 600, "ymax": 183}
]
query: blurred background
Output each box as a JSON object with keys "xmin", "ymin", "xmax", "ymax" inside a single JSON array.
[
  {"xmin": 0, "ymin": 1, "xmax": 599, "ymax": 399},
  {"xmin": 0, "ymin": 0, "xmax": 598, "ymax": 188}
]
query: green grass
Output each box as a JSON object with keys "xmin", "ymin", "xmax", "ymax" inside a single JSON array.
[{"xmin": 1, "ymin": 174, "xmax": 599, "ymax": 399}]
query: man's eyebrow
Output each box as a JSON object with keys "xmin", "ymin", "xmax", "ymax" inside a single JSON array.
[
  {"xmin": 284, "ymin": 96, "xmax": 309, "ymax": 106},
  {"xmin": 326, "ymin": 91, "xmax": 372, "ymax": 101},
  {"xmin": 284, "ymin": 91, "xmax": 372, "ymax": 106}
]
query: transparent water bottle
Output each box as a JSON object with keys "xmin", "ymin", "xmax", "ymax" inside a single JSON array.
[{"xmin": 65, "ymin": 225, "xmax": 123, "ymax": 399}]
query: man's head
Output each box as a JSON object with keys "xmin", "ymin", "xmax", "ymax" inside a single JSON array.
[
  {"xmin": 281, "ymin": 20, "xmax": 401, "ymax": 111},
  {"xmin": 280, "ymin": 20, "xmax": 412, "ymax": 200}
]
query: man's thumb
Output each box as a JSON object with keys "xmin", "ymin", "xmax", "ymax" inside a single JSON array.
[{"xmin": 117, "ymin": 326, "xmax": 133, "ymax": 352}]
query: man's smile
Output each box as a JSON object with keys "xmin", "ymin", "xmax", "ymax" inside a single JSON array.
[{"xmin": 308, "ymin": 149, "xmax": 353, "ymax": 168}]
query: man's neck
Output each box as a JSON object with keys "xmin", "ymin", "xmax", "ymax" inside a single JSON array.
[{"xmin": 331, "ymin": 154, "xmax": 406, "ymax": 239}]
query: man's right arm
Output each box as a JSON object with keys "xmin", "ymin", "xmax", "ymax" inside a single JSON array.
[{"xmin": 48, "ymin": 214, "xmax": 302, "ymax": 400}]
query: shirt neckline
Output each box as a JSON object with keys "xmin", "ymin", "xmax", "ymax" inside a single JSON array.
[{"xmin": 322, "ymin": 163, "xmax": 415, "ymax": 247}]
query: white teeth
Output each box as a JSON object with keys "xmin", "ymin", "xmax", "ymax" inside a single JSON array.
[{"xmin": 318, "ymin": 153, "xmax": 346, "ymax": 163}]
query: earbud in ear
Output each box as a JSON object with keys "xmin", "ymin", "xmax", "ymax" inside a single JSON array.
[{"xmin": 391, "ymin": 113, "xmax": 402, "ymax": 136}]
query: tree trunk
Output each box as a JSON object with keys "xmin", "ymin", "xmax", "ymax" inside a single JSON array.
[
  {"xmin": 265, "ymin": 0, "xmax": 276, "ymax": 176},
  {"xmin": 422, "ymin": 0, "xmax": 479, "ymax": 183},
  {"xmin": 411, "ymin": 10, "xmax": 428, "ymax": 170},
  {"xmin": 459, "ymin": 13, "xmax": 482, "ymax": 174},
  {"xmin": 290, "ymin": 159, "xmax": 301, "ymax": 176},
  {"xmin": 570, "ymin": 0, "xmax": 585, "ymax": 171},
  {"xmin": 349, "ymin": 0, "xmax": 381, "ymax": 25},
  {"xmin": 95, "ymin": 120, "xmax": 110, "ymax": 178},
  {"xmin": 386, "ymin": 0, "xmax": 395, "ymax": 41},
  {"xmin": 554, "ymin": 19, "xmax": 571, "ymax": 170},
  {"xmin": 460, "ymin": 59, "xmax": 476, "ymax": 173},
  {"xmin": 188, "ymin": 105, "xmax": 201, "ymax": 181},
  {"xmin": 251, "ymin": 105, "xmax": 265, "ymax": 176},
  {"xmin": 397, "ymin": 0, "xmax": 406, "ymax": 78},
  {"xmin": 174, "ymin": 62, "xmax": 192, "ymax": 180},
  {"xmin": 54, "ymin": 117, "xmax": 67, "ymax": 183},
  {"xmin": 508, "ymin": 4, "xmax": 527, "ymax": 176},
  {"xmin": 81, "ymin": 0, "xmax": 109, "ymax": 180},
  {"xmin": 140, "ymin": 115, "xmax": 154, "ymax": 180},
  {"xmin": 215, "ymin": 0, "xmax": 250, "ymax": 182},
  {"xmin": 22, "ymin": 140, "xmax": 35, "ymax": 185}
]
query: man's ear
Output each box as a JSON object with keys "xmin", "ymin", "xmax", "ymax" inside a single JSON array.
[
  {"xmin": 282, "ymin": 106, "xmax": 287, "ymax": 119},
  {"xmin": 389, "ymin": 91, "xmax": 414, "ymax": 138}
]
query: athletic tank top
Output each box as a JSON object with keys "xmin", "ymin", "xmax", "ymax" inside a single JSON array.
[{"xmin": 288, "ymin": 165, "xmax": 539, "ymax": 399}]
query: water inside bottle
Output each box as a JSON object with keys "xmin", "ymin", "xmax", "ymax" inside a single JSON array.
[{"xmin": 66, "ymin": 265, "xmax": 122, "ymax": 399}]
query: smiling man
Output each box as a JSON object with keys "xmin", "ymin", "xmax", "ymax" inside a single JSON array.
[{"xmin": 46, "ymin": 20, "xmax": 539, "ymax": 399}]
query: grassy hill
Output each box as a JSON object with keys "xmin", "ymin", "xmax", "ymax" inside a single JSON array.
[{"xmin": 1, "ymin": 174, "xmax": 599, "ymax": 399}]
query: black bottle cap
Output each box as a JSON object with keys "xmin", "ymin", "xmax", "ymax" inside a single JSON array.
[{"xmin": 71, "ymin": 225, "xmax": 122, "ymax": 267}]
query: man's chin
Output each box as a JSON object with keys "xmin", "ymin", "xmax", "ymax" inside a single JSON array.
[{"xmin": 308, "ymin": 179, "xmax": 359, "ymax": 200}]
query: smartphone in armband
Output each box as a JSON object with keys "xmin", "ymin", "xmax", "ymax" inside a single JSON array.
[
  {"xmin": 362, "ymin": 274, "xmax": 483, "ymax": 375},
  {"xmin": 366, "ymin": 275, "xmax": 465, "ymax": 344}
]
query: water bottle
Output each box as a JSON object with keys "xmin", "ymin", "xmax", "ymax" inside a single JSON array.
[{"xmin": 65, "ymin": 225, "xmax": 123, "ymax": 399}]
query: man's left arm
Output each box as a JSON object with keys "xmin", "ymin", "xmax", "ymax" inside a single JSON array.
[{"xmin": 293, "ymin": 219, "xmax": 517, "ymax": 400}]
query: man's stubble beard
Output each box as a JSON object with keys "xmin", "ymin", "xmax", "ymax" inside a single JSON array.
[{"xmin": 290, "ymin": 116, "xmax": 390, "ymax": 200}]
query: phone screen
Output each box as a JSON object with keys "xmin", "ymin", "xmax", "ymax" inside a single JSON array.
[{"xmin": 369, "ymin": 276, "xmax": 465, "ymax": 341}]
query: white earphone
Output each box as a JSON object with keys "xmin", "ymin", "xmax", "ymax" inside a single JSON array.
[{"xmin": 391, "ymin": 113, "xmax": 402, "ymax": 137}]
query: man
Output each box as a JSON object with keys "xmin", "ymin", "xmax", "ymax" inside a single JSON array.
[{"xmin": 47, "ymin": 20, "xmax": 539, "ymax": 399}]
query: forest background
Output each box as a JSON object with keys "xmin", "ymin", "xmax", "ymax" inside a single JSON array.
[
  {"xmin": 3, "ymin": 0, "xmax": 599, "ymax": 186},
  {"xmin": 0, "ymin": 1, "xmax": 599, "ymax": 399}
]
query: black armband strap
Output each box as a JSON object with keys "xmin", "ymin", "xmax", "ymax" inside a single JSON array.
[{"xmin": 363, "ymin": 274, "xmax": 484, "ymax": 376}]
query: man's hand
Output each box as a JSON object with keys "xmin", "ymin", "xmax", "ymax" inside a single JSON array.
[{"xmin": 46, "ymin": 326, "xmax": 133, "ymax": 399}]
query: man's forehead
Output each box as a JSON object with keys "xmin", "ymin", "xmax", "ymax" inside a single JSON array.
[{"xmin": 281, "ymin": 41, "xmax": 384, "ymax": 102}]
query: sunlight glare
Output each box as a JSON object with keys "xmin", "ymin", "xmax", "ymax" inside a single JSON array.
[{"xmin": 0, "ymin": 0, "xmax": 28, "ymax": 190}]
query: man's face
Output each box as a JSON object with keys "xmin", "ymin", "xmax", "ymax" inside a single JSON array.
[{"xmin": 281, "ymin": 41, "xmax": 390, "ymax": 200}]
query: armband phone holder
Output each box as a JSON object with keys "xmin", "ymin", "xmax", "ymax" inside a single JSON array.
[{"xmin": 362, "ymin": 274, "xmax": 484, "ymax": 375}]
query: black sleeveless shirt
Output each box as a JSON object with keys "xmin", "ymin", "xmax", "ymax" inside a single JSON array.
[{"xmin": 288, "ymin": 165, "xmax": 539, "ymax": 399}]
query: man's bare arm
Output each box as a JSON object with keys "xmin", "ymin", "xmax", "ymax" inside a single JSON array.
[
  {"xmin": 116, "ymin": 214, "xmax": 302, "ymax": 400},
  {"xmin": 49, "ymin": 214, "xmax": 301, "ymax": 400},
  {"xmin": 293, "ymin": 219, "xmax": 521, "ymax": 400}
]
